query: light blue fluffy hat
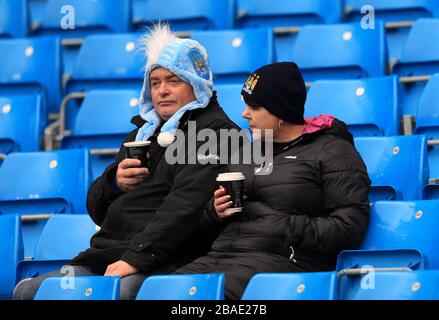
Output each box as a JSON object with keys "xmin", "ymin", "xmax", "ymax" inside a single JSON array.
[{"xmin": 136, "ymin": 24, "xmax": 213, "ymax": 147}]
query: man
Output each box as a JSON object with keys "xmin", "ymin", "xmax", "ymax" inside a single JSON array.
[{"xmin": 14, "ymin": 24, "xmax": 239, "ymax": 300}]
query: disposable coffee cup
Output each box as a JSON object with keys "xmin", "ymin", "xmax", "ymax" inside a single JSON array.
[
  {"xmin": 217, "ymin": 172, "xmax": 245, "ymax": 213},
  {"xmin": 124, "ymin": 141, "xmax": 151, "ymax": 177}
]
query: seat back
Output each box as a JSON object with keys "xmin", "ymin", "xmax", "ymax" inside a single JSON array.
[
  {"xmin": 215, "ymin": 84, "xmax": 248, "ymax": 130},
  {"xmin": 241, "ymin": 272, "xmax": 336, "ymax": 300},
  {"xmin": 337, "ymin": 200, "xmax": 439, "ymax": 273},
  {"xmin": 34, "ymin": 276, "xmax": 120, "ymax": 300},
  {"xmin": 355, "ymin": 135, "xmax": 429, "ymax": 201},
  {"xmin": 0, "ymin": 215, "xmax": 24, "ymax": 299},
  {"xmin": 33, "ymin": 0, "xmax": 130, "ymax": 37},
  {"xmin": 0, "ymin": 94, "xmax": 45, "ymax": 155},
  {"xmin": 345, "ymin": 0, "xmax": 439, "ymax": 21},
  {"xmin": 136, "ymin": 274, "xmax": 225, "ymax": 300},
  {"xmin": 61, "ymin": 90, "xmax": 139, "ymax": 179},
  {"xmin": 392, "ymin": 19, "xmax": 439, "ymax": 116},
  {"xmin": 0, "ymin": 36, "xmax": 62, "ymax": 115},
  {"xmin": 338, "ymin": 270, "xmax": 439, "ymax": 300},
  {"xmin": 237, "ymin": 0, "xmax": 342, "ymax": 28},
  {"xmin": 414, "ymin": 73, "xmax": 439, "ymax": 179},
  {"xmin": 0, "ymin": 0, "xmax": 28, "ymax": 38},
  {"xmin": 35, "ymin": 214, "xmax": 96, "ymax": 260},
  {"xmin": 0, "ymin": 149, "xmax": 92, "ymax": 215},
  {"xmin": 191, "ymin": 28, "xmax": 274, "ymax": 84},
  {"xmin": 132, "ymin": 0, "xmax": 234, "ymax": 32},
  {"xmin": 290, "ymin": 22, "xmax": 388, "ymax": 82},
  {"xmin": 305, "ymin": 76, "xmax": 400, "ymax": 137}
]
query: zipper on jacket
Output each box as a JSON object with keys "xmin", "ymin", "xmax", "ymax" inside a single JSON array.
[{"xmin": 289, "ymin": 246, "xmax": 297, "ymax": 263}]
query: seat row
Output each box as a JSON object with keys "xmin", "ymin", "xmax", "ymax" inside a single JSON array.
[
  {"xmin": 29, "ymin": 270, "xmax": 439, "ymax": 300},
  {"xmin": 1, "ymin": 0, "xmax": 439, "ymax": 60},
  {"xmin": 4, "ymin": 73, "xmax": 439, "ymax": 181},
  {"xmin": 3, "ymin": 198, "xmax": 439, "ymax": 299},
  {"xmin": 1, "ymin": 19, "xmax": 438, "ymax": 117}
]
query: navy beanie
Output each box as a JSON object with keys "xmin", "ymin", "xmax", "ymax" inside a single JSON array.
[{"xmin": 241, "ymin": 62, "xmax": 307, "ymax": 124}]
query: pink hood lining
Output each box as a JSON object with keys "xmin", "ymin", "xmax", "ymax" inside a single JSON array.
[{"xmin": 301, "ymin": 114, "xmax": 335, "ymax": 135}]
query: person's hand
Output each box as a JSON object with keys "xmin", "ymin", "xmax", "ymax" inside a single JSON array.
[
  {"xmin": 213, "ymin": 186, "xmax": 235, "ymax": 219},
  {"xmin": 116, "ymin": 158, "xmax": 149, "ymax": 192},
  {"xmin": 104, "ymin": 260, "xmax": 139, "ymax": 277}
]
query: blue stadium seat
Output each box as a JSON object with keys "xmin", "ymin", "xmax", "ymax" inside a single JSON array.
[
  {"xmin": 61, "ymin": 90, "xmax": 139, "ymax": 180},
  {"xmin": 31, "ymin": 0, "xmax": 131, "ymax": 76},
  {"xmin": 63, "ymin": 33, "xmax": 144, "ymax": 131},
  {"xmin": 354, "ymin": 135, "xmax": 429, "ymax": 201},
  {"xmin": 16, "ymin": 214, "xmax": 97, "ymax": 280},
  {"xmin": 241, "ymin": 272, "xmax": 336, "ymax": 300},
  {"xmin": 305, "ymin": 76, "xmax": 400, "ymax": 137},
  {"xmin": 0, "ymin": 215, "xmax": 24, "ymax": 299},
  {"xmin": 34, "ymin": 276, "xmax": 120, "ymax": 300},
  {"xmin": 337, "ymin": 270, "xmax": 439, "ymax": 300},
  {"xmin": 0, "ymin": 149, "xmax": 92, "ymax": 258},
  {"xmin": 0, "ymin": 94, "xmax": 45, "ymax": 159},
  {"xmin": 0, "ymin": 36, "xmax": 62, "ymax": 115},
  {"xmin": 0, "ymin": 0, "xmax": 28, "ymax": 38},
  {"xmin": 337, "ymin": 200, "xmax": 439, "ymax": 276},
  {"xmin": 344, "ymin": 0, "xmax": 439, "ymax": 61},
  {"xmin": 31, "ymin": 0, "xmax": 130, "ymax": 37},
  {"xmin": 236, "ymin": 0, "xmax": 343, "ymax": 62},
  {"xmin": 215, "ymin": 84, "xmax": 248, "ymax": 130},
  {"xmin": 392, "ymin": 19, "xmax": 439, "ymax": 117},
  {"xmin": 132, "ymin": 0, "xmax": 234, "ymax": 32},
  {"xmin": 289, "ymin": 22, "xmax": 388, "ymax": 82},
  {"xmin": 237, "ymin": 0, "xmax": 342, "ymax": 27},
  {"xmin": 413, "ymin": 74, "xmax": 439, "ymax": 190},
  {"xmin": 136, "ymin": 274, "xmax": 225, "ymax": 300},
  {"xmin": 191, "ymin": 28, "xmax": 274, "ymax": 84}
]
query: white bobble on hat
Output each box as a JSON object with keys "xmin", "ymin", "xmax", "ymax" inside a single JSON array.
[{"xmin": 157, "ymin": 132, "xmax": 176, "ymax": 147}]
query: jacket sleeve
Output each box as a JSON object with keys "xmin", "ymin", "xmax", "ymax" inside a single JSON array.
[
  {"xmin": 120, "ymin": 125, "xmax": 230, "ymax": 273},
  {"xmin": 86, "ymin": 130, "xmax": 137, "ymax": 226},
  {"xmin": 287, "ymin": 137, "xmax": 371, "ymax": 255}
]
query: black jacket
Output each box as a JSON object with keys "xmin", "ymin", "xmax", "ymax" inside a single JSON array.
[
  {"xmin": 182, "ymin": 115, "xmax": 371, "ymax": 290},
  {"xmin": 71, "ymin": 96, "xmax": 239, "ymax": 274}
]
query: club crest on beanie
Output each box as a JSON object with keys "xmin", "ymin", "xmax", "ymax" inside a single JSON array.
[{"xmin": 241, "ymin": 62, "xmax": 307, "ymax": 124}]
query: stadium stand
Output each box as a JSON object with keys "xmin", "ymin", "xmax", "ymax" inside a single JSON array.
[
  {"xmin": 355, "ymin": 135, "xmax": 429, "ymax": 202},
  {"xmin": 0, "ymin": 0, "xmax": 28, "ymax": 38},
  {"xmin": 16, "ymin": 214, "xmax": 97, "ymax": 281},
  {"xmin": 289, "ymin": 22, "xmax": 388, "ymax": 83},
  {"xmin": 2, "ymin": 0, "xmax": 439, "ymax": 301},
  {"xmin": 132, "ymin": 0, "xmax": 235, "ymax": 32},
  {"xmin": 0, "ymin": 215, "xmax": 23, "ymax": 299},
  {"xmin": 61, "ymin": 90, "xmax": 139, "ymax": 180},
  {"xmin": 241, "ymin": 272, "xmax": 336, "ymax": 300},
  {"xmin": 344, "ymin": 0, "xmax": 439, "ymax": 61},
  {"xmin": 34, "ymin": 276, "xmax": 120, "ymax": 300},
  {"xmin": 0, "ymin": 36, "xmax": 62, "ymax": 116},
  {"xmin": 136, "ymin": 274, "xmax": 225, "ymax": 300},
  {"xmin": 191, "ymin": 28, "xmax": 274, "ymax": 84},
  {"xmin": 0, "ymin": 94, "xmax": 45, "ymax": 161},
  {"xmin": 305, "ymin": 76, "xmax": 400, "ymax": 137},
  {"xmin": 392, "ymin": 19, "xmax": 439, "ymax": 118}
]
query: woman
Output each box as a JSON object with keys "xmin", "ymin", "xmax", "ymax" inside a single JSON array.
[{"xmin": 176, "ymin": 62, "xmax": 371, "ymax": 300}]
